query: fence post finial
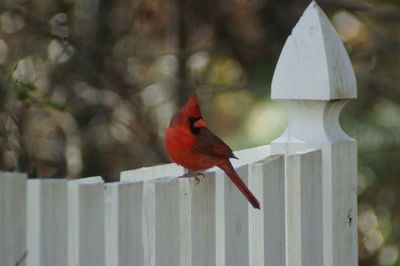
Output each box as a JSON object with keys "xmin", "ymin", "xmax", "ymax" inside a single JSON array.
[
  {"xmin": 271, "ymin": 2, "xmax": 358, "ymax": 266},
  {"xmin": 271, "ymin": 1, "xmax": 358, "ymax": 153},
  {"xmin": 272, "ymin": 1, "xmax": 356, "ymax": 101}
]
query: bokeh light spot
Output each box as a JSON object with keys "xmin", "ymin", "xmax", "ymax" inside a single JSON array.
[
  {"xmin": 359, "ymin": 208, "xmax": 379, "ymax": 234},
  {"xmin": 188, "ymin": 51, "xmax": 210, "ymax": 74},
  {"xmin": 141, "ymin": 83, "xmax": 166, "ymax": 107},
  {"xmin": 0, "ymin": 12, "xmax": 25, "ymax": 33},
  {"xmin": 379, "ymin": 245, "xmax": 399, "ymax": 266},
  {"xmin": 153, "ymin": 55, "xmax": 177, "ymax": 78},
  {"xmin": 363, "ymin": 229, "xmax": 384, "ymax": 253},
  {"xmin": 332, "ymin": 11, "xmax": 362, "ymax": 41},
  {"xmin": 13, "ymin": 57, "xmax": 36, "ymax": 82},
  {"xmin": 245, "ymin": 101, "xmax": 287, "ymax": 145},
  {"xmin": 48, "ymin": 39, "xmax": 75, "ymax": 64}
]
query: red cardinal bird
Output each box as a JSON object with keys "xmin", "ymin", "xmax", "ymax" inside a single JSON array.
[{"xmin": 165, "ymin": 93, "xmax": 260, "ymax": 209}]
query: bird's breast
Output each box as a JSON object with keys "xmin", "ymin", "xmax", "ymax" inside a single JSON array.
[{"xmin": 165, "ymin": 127, "xmax": 220, "ymax": 171}]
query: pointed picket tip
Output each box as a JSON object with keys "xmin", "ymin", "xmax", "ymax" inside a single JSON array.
[{"xmin": 271, "ymin": 1, "xmax": 357, "ymax": 100}]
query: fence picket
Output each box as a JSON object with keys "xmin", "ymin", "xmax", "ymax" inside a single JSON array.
[
  {"xmin": 215, "ymin": 171, "xmax": 226, "ymax": 266},
  {"xmin": 68, "ymin": 177, "xmax": 105, "ymax": 266},
  {"xmin": 224, "ymin": 165, "xmax": 251, "ymax": 266},
  {"xmin": 298, "ymin": 150, "xmax": 323, "ymax": 266},
  {"xmin": 261, "ymin": 155, "xmax": 285, "ymax": 266},
  {"xmin": 142, "ymin": 182, "xmax": 156, "ymax": 266},
  {"xmin": 248, "ymin": 162, "xmax": 265, "ymax": 266},
  {"xmin": 0, "ymin": 172, "xmax": 27, "ymax": 266},
  {"xmin": 284, "ymin": 150, "xmax": 324, "ymax": 266},
  {"xmin": 190, "ymin": 172, "xmax": 216, "ymax": 266},
  {"xmin": 153, "ymin": 178, "xmax": 190, "ymax": 266},
  {"xmin": 27, "ymin": 179, "xmax": 67, "ymax": 266},
  {"xmin": 105, "ymin": 181, "xmax": 144, "ymax": 266}
]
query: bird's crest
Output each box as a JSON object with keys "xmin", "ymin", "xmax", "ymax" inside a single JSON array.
[{"xmin": 181, "ymin": 93, "xmax": 202, "ymax": 117}]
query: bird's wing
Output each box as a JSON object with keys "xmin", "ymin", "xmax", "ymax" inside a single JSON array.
[{"xmin": 193, "ymin": 128, "xmax": 237, "ymax": 159}]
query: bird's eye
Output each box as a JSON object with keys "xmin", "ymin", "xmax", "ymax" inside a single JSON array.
[
  {"xmin": 188, "ymin": 116, "xmax": 202, "ymax": 135},
  {"xmin": 188, "ymin": 116, "xmax": 202, "ymax": 124}
]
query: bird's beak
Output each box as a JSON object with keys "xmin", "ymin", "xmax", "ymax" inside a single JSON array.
[{"xmin": 194, "ymin": 118, "xmax": 207, "ymax": 128}]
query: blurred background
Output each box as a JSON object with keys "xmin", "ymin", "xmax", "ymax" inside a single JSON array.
[{"xmin": 0, "ymin": 0, "xmax": 398, "ymax": 264}]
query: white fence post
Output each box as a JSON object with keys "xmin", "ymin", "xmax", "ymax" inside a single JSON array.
[
  {"xmin": 271, "ymin": 2, "xmax": 358, "ymax": 266},
  {"xmin": 0, "ymin": 172, "xmax": 27, "ymax": 266},
  {"xmin": 68, "ymin": 177, "xmax": 105, "ymax": 266},
  {"xmin": 27, "ymin": 179, "xmax": 68, "ymax": 266}
]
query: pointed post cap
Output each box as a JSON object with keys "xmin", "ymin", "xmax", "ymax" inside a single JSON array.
[{"xmin": 271, "ymin": 1, "xmax": 357, "ymax": 100}]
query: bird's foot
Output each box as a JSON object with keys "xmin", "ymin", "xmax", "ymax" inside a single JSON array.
[{"xmin": 178, "ymin": 171, "xmax": 205, "ymax": 185}]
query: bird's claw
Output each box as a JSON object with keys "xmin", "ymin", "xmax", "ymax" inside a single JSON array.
[
  {"xmin": 178, "ymin": 171, "xmax": 205, "ymax": 185},
  {"xmin": 193, "ymin": 172, "xmax": 205, "ymax": 179}
]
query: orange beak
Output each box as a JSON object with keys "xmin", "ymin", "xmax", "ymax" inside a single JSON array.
[{"xmin": 194, "ymin": 118, "xmax": 207, "ymax": 128}]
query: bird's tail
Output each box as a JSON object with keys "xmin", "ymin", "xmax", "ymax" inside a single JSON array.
[{"xmin": 218, "ymin": 160, "xmax": 260, "ymax": 209}]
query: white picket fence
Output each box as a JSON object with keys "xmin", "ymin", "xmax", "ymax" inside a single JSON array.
[{"xmin": 0, "ymin": 2, "xmax": 358, "ymax": 266}]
